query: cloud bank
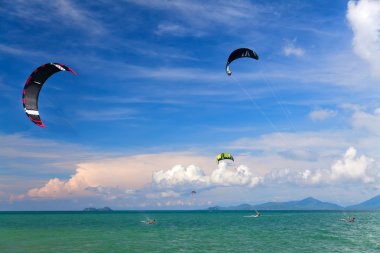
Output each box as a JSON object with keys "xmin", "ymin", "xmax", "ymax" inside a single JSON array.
[
  {"xmin": 27, "ymin": 158, "xmax": 262, "ymax": 201},
  {"xmin": 25, "ymin": 152, "xmax": 215, "ymax": 200},
  {"xmin": 24, "ymin": 144, "xmax": 379, "ymax": 205}
]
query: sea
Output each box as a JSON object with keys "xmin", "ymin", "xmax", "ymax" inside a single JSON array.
[{"xmin": 0, "ymin": 210, "xmax": 379, "ymax": 253}]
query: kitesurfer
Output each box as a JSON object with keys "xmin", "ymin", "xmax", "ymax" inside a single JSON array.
[{"xmin": 147, "ymin": 219, "xmax": 156, "ymax": 224}]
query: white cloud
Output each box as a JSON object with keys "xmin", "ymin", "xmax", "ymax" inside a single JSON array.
[
  {"xmin": 25, "ymin": 152, "xmax": 215, "ymax": 199},
  {"xmin": 0, "ymin": 44, "xmax": 45, "ymax": 57},
  {"xmin": 0, "ymin": 133, "xmax": 79, "ymax": 160},
  {"xmin": 0, "ymin": 133, "xmax": 99, "ymax": 176},
  {"xmin": 265, "ymin": 166, "xmax": 325, "ymax": 186},
  {"xmin": 127, "ymin": 0, "xmax": 258, "ymax": 36},
  {"xmin": 155, "ymin": 23, "xmax": 203, "ymax": 37},
  {"xmin": 352, "ymin": 107, "xmax": 380, "ymax": 135},
  {"xmin": 254, "ymin": 51, "xmax": 373, "ymax": 88},
  {"xmin": 2, "ymin": 0, "xmax": 104, "ymax": 35},
  {"xmin": 330, "ymin": 147, "xmax": 374, "ymax": 182},
  {"xmin": 347, "ymin": 0, "xmax": 380, "ymax": 77},
  {"xmin": 283, "ymin": 42, "xmax": 305, "ymax": 57},
  {"xmin": 28, "ymin": 177, "xmax": 90, "ymax": 199},
  {"xmin": 229, "ymin": 127, "xmax": 380, "ymax": 189},
  {"xmin": 145, "ymin": 190, "xmax": 181, "ymax": 199},
  {"xmin": 230, "ymin": 131, "xmax": 349, "ymax": 157},
  {"xmin": 153, "ymin": 165, "xmax": 209, "ymax": 188},
  {"xmin": 8, "ymin": 105, "xmax": 380, "ymax": 206},
  {"xmin": 12, "ymin": 130, "xmax": 380, "ymax": 206},
  {"xmin": 26, "ymin": 154, "xmax": 263, "ymax": 201},
  {"xmin": 309, "ymin": 109, "xmax": 337, "ymax": 121},
  {"xmin": 85, "ymin": 186, "xmax": 136, "ymax": 200},
  {"xmin": 152, "ymin": 161, "xmax": 262, "ymax": 190},
  {"xmin": 77, "ymin": 107, "xmax": 138, "ymax": 121},
  {"xmin": 210, "ymin": 162, "xmax": 262, "ymax": 187},
  {"xmin": 266, "ymin": 147, "xmax": 377, "ymax": 186}
]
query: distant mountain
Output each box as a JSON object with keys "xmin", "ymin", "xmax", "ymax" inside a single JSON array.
[
  {"xmin": 232, "ymin": 204, "xmax": 253, "ymax": 210},
  {"xmin": 208, "ymin": 197, "xmax": 343, "ymax": 211},
  {"xmin": 347, "ymin": 195, "xmax": 380, "ymax": 210},
  {"xmin": 253, "ymin": 197, "xmax": 343, "ymax": 210},
  {"xmin": 83, "ymin": 207, "xmax": 113, "ymax": 212},
  {"xmin": 208, "ymin": 206, "xmax": 222, "ymax": 211}
]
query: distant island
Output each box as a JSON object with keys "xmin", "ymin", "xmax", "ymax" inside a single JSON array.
[
  {"xmin": 208, "ymin": 194, "xmax": 380, "ymax": 211},
  {"xmin": 83, "ymin": 207, "xmax": 113, "ymax": 212},
  {"xmin": 79, "ymin": 195, "xmax": 380, "ymax": 211}
]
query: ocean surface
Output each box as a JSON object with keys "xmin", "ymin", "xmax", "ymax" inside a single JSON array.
[{"xmin": 0, "ymin": 210, "xmax": 379, "ymax": 253}]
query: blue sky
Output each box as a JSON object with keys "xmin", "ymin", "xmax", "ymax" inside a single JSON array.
[{"xmin": 1, "ymin": 0, "xmax": 380, "ymax": 210}]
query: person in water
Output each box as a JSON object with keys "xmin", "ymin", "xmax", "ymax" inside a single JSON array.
[
  {"xmin": 147, "ymin": 219, "xmax": 156, "ymax": 224},
  {"xmin": 343, "ymin": 216, "xmax": 355, "ymax": 222}
]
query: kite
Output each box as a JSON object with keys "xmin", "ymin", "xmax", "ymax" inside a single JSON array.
[
  {"xmin": 22, "ymin": 63, "xmax": 76, "ymax": 127},
  {"xmin": 226, "ymin": 48, "xmax": 259, "ymax": 75}
]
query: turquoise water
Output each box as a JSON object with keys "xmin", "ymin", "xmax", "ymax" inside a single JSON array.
[{"xmin": 0, "ymin": 211, "xmax": 379, "ymax": 253}]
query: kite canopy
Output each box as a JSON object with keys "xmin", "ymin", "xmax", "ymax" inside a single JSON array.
[
  {"xmin": 216, "ymin": 152, "xmax": 234, "ymax": 164},
  {"xmin": 226, "ymin": 48, "xmax": 259, "ymax": 75},
  {"xmin": 22, "ymin": 63, "xmax": 76, "ymax": 127}
]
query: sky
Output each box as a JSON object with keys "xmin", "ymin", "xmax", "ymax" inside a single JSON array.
[{"xmin": 1, "ymin": 0, "xmax": 380, "ymax": 210}]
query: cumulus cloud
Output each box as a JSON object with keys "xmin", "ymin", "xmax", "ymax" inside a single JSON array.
[
  {"xmin": 210, "ymin": 163, "xmax": 262, "ymax": 187},
  {"xmin": 266, "ymin": 147, "xmax": 377, "ymax": 186},
  {"xmin": 347, "ymin": 0, "xmax": 380, "ymax": 77},
  {"xmin": 330, "ymin": 146, "xmax": 374, "ymax": 182},
  {"xmin": 309, "ymin": 109, "xmax": 337, "ymax": 121},
  {"xmin": 28, "ymin": 177, "xmax": 90, "ymax": 199},
  {"xmin": 266, "ymin": 168, "xmax": 308, "ymax": 185},
  {"xmin": 25, "ymin": 152, "xmax": 262, "ymax": 202},
  {"xmin": 24, "ymin": 152, "xmax": 215, "ymax": 200},
  {"xmin": 153, "ymin": 161, "xmax": 262, "ymax": 190},
  {"xmin": 153, "ymin": 165, "xmax": 209, "ymax": 188}
]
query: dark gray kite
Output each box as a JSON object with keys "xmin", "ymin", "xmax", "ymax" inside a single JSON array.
[
  {"xmin": 226, "ymin": 48, "xmax": 259, "ymax": 75},
  {"xmin": 22, "ymin": 63, "xmax": 76, "ymax": 127}
]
